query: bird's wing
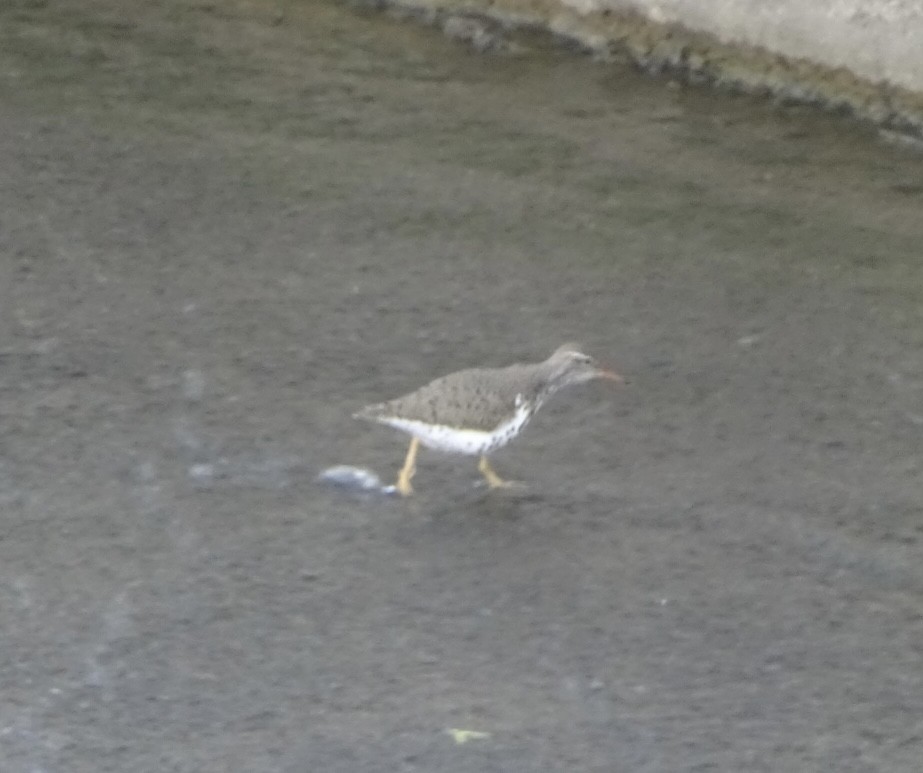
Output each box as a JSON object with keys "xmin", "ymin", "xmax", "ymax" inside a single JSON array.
[{"xmin": 377, "ymin": 366, "xmax": 534, "ymax": 432}]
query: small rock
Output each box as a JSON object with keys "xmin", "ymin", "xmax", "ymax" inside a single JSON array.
[{"xmin": 441, "ymin": 16, "xmax": 506, "ymax": 54}]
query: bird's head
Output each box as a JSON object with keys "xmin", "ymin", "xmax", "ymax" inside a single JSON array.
[{"xmin": 543, "ymin": 343, "xmax": 624, "ymax": 390}]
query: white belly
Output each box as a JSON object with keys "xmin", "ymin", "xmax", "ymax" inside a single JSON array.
[{"xmin": 384, "ymin": 400, "xmax": 533, "ymax": 455}]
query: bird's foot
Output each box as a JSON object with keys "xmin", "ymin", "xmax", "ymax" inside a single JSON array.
[
  {"xmin": 478, "ymin": 456, "xmax": 525, "ymax": 491},
  {"xmin": 484, "ymin": 476, "xmax": 527, "ymax": 491},
  {"xmin": 395, "ymin": 472, "xmax": 415, "ymax": 497}
]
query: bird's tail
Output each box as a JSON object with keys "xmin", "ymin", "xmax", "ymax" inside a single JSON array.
[{"xmin": 352, "ymin": 403, "xmax": 387, "ymax": 422}]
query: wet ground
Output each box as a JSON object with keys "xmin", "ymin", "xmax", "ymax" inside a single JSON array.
[{"xmin": 2, "ymin": 1, "xmax": 922, "ymax": 771}]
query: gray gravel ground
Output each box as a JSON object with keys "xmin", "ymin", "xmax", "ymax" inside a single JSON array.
[{"xmin": 1, "ymin": 2, "xmax": 922, "ymax": 771}]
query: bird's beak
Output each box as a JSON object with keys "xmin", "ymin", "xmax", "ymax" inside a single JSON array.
[{"xmin": 596, "ymin": 368, "xmax": 624, "ymax": 384}]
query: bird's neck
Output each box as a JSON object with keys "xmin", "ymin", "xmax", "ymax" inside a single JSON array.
[{"xmin": 530, "ymin": 364, "xmax": 566, "ymax": 405}]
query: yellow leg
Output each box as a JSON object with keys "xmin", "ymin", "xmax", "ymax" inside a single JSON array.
[
  {"xmin": 395, "ymin": 437, "xmax": 420, "ymax": 496},
  {"xmin": 478, "ymin": 455, "xmax": 521, "ymax": 490}
]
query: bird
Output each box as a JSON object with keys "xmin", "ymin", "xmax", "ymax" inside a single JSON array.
[{"xmin": 353, "ymin": 343, "xmax": 623, "ymax": 496}]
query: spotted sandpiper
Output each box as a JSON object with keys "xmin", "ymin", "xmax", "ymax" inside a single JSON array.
[{"xmin": 353, "ymin": 344, "xmax": 623, "ymax": 496}]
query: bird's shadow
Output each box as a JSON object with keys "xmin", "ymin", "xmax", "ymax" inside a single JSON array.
[{"xmin": 418, "ymin": 479, "xmax": 558, "ymax": 522}]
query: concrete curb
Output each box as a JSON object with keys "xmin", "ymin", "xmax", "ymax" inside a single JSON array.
[{"xmin": 364, "ymin": 0, "xmax": 923, "ymax": 139}]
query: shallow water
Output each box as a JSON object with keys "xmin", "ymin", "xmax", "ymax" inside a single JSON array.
[{"xmin": 1, "ymin": 2, "xmax": 922, "ymax": 771}]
